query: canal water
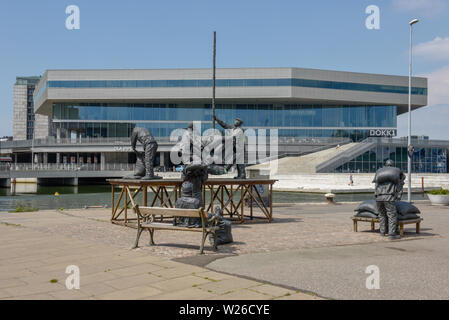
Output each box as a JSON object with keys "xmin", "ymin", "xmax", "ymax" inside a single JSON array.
[{"xmin": 0, "ymin": 185, "xmax": 427, "ymax": 212}]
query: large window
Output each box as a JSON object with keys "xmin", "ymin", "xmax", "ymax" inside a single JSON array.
[
  {"xmin": 44, "ymin": 79, "xmax": 427, "ymax": 95},
  {"xmin": 52, "ymin": 103, "xmax": 397, "ymax": 140},
  {"xmin": 335, "ymin": 146, "xmax": 448, "ymax": 173}
]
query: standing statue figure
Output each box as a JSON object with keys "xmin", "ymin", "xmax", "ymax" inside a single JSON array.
[
  {"xmin": 125, "ymin": 127, "xmax": 162, "ymax": 180},
  {"xmin": 213, "ymin": 116, "xmax": 246, "ymax": 179},
  {"xmin": 373, "ymin": 159, "xmax": 406, "ymax": 240},
  {"xmin": 181, "ymin": 122, "xmax": 205, "ymax": 164}
]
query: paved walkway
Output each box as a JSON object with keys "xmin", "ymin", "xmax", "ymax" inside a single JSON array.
[
  {"xmin": 207, "ymin": 203, "xmax": 449, "ymax": 299},
  {"xmin": 1, "ymin": 201, "xmax": 445, "ymax": 300},
  {"xmin": 0, "ymin": 213, "xmax": 316, "ymax": 300}
]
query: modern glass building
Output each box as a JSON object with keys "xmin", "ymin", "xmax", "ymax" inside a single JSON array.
[
  {"xmin": 33, "ymin": 68, "xmax": 427, "ymax": 142},
  {"xmin": 10, "ymin": 67, "xmax": 444, "ymax": 174}
]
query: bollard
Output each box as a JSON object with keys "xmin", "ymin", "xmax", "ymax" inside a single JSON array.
[
  {"xmin": 422, "ymin": 177, "xmax": 425, "ymax": 198},
  {"xmin": 325, "ymin": 193, "xmax": 336, "ymax": 204}
]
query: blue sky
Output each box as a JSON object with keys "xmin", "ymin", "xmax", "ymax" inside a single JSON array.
[{"xmin": 1, "ymin": 0, "xmax": 448, "ymax": 138}]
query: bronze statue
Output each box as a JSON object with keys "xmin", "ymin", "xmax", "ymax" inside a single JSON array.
[
  {"xmin": 125, "ymin": 127, "xmax": 161, "ymax": 180},
  {"xmin": 173, "ymin": 163, "xmax": 208, "ymax": 227},
  {"xmin": 213, "ymin": 116, "xmax": 246, "ymax": 179},
  {"xmin": 373, "ymin": 159, "xmax": 406, "ymax": 239}
]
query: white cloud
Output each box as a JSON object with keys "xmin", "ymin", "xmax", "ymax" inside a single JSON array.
[
  {"xmin": 393, "ymin": 0, "xmax": 447, "ymax": 14},
  {"xmin": 397, "ymin": 65, "xmax": 449, "ymax": 140},
  {"xmin": 414, "ymin": 37, "xmax": 449, "ymax": 61},
  {"xmin": 420, "ymin": 65, "xmax": 449, "ymax": 105},
  {"xmin": 397, "ymin": 105, "xmax": 449, "ymax": 140}
]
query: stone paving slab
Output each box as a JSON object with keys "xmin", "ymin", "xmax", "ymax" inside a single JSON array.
[
  {"xmin": 206, "ymin": 203, "xmax": 449, "ymax": 300},
  {"xmin": 0, "ymin": 220, "xmax": 312, "ymax": 300},
  {"xmin": 2, "ymin": 202, "xmax": 439, "ymax": 300},
  {"xmin": 0, "ymin": 204, "xmax": 435, "ymax": 261}
]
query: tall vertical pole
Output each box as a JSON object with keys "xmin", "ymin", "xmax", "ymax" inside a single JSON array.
[
  {"xmin": 407, "ymin": 24, "xmax": 412, "ymax": 202},
  {"xmin": 408, "ymin": 19, "xmax": 418, "ymax": 202},
  {"xmin": 212, "ymin": 31, "xmax": 216, "ymax": 129}
]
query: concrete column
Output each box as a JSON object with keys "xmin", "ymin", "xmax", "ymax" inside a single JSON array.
[
  {"xmin": 43, "ymin": 153, "xmax": 48, "ymax": 165},
  {"xmin": 160, "ymin": 152, "xmax": 165, "ymax": 167},
  {"xmin": 56, "ymin": 153, "xmax": 60, "ymax": 164},
  {"xmin": 101, "ymin": 153, "xmax": 105, "ymax": 171},
  {"xmin": 56, "ymin": 128, "xmax": 61, "ymax": 140}
]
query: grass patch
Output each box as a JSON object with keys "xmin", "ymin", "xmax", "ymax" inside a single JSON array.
[
  {"xmin": 202, "ymin": 276, "xmax": 218, "ymax": 282},
  {"xmin": 427, "ymin": 189, "xmax": 449, "ymax": 195},
  {"xmin": 0, "ymin": 222, "xmax": 22, "ymax": 227},
  {"xmin": 9, "ymin": 202, "xmax": 38, "ymax": 213},
  {"xmin": 49, "ymin": 279, "xmax": 59, "ymax": 283}
]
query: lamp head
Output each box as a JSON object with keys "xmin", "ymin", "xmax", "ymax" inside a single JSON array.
[{"xmin": 409, "ymin": 19, "xmax": 419, "ymax": 25}]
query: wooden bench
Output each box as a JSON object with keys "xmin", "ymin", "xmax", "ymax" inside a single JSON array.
[
  {"xmin": 132, "ymin": 205, "xmax": 220, "ymax": 254},
  {"xmin": 351, "ymin": 216, "xmax": 423, "ymax": 236}
]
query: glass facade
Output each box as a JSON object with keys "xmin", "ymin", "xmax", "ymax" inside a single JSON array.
[
  {"xmin": 43, "ymin": 79, "xmax": 427, "ymax": 95},
  {"xmin": 35, "ymin": 77, "xmax": 427, "ymax": 105},
  {"xmin": 52, "ymin": 103, "xmax": 397, "ymax": 141},
  {"xmin": 335, "ymin": 146, "xmax": 448, "ymax": 173}
]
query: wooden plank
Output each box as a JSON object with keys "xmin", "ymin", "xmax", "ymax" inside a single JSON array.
[
  {"xmin": 111, "ymin": 187, "xmax": 124, "ymax": 220},
  {"xmin": 141, "ymin": 222, "xmax": 219, "ymax": 232},
  {"xmin": 109, "ymin": 178, "xmax": 277, "ymax": 186},
  {"xmin": 138, "ymin": 206, "xmax": 203, "ymax": 218},
  {"xmin": 143, "ymin": 186, "xmax": 147, "ymax": 206}
]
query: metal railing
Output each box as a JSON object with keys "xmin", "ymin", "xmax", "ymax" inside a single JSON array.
[
  {"xmin": 1, "ymin": 136, "xmax": 352, "ymax": 149},
  {"xmin": 365, "ymin": 137, "xmax": 449, "ymax": 148},
  {"xmin": 254, "ymin": 138, "xmax": 352, "ymax": 165},
  {"xmin": 0, "ymin": 136, "xmax": 174, "ymax": 149},
  {"xmin": 0, "ymin": 163, "xmax": 136, "ymax": 172},
  {"xmin": 316, "ymin": 139, "xmax": 376, "ymax": 173}
]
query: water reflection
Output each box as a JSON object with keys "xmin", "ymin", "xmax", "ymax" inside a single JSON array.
[{"xmin": 0, "ymin": 184, "xmax": 426, "ymax": 212}]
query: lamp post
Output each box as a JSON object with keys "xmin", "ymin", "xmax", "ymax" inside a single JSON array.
[{"xmin": 408, "ymin": 18, "xmax": 419, "ymax": 203}]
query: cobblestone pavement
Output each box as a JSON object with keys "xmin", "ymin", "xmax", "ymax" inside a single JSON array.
[
  {"xmin": 207, "ymin": 203, "xmax": 449, "ymax": 299},
  {"xmin": 0, "ymin": 201, "xmax": 438, "ymax": 299},
  {"xmin": 0, "ymin": 222, "xmax": 316, "ymax": 300},
  {"xmin": 0, "ymin": 203, "xmax": 434, "ymax": 259}
]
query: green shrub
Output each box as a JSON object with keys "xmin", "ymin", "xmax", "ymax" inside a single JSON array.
[
  {"xmin": 9, "ymin": 202, "xmax": 39, "ymax": 213},
  {"xmin": 427, "ymin": 189, "xmax": 449, "ymax": 195}
]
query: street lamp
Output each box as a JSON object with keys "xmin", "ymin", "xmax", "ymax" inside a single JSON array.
[{"xmin": 408, "ymin": 18, "xmax": 419, "ymax": 203}]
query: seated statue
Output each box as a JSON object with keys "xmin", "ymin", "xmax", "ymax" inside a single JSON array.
[{"xmin": 173, "ymin": 163, "xmax": 208, "ymax": 227}]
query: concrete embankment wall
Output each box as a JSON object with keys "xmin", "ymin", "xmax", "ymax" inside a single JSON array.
[{"xmin": 270, "ymin": 173, "xmax": 449, "ymax": 193}]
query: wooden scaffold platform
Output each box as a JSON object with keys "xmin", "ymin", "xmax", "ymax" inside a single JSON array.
[{"xmin": 108, "ymin": 178, "xmax": 277, "ymax": 227}]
